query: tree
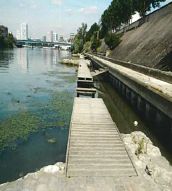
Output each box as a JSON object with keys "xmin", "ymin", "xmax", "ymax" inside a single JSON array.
[
  {"xmin": 85, "ymin": 23, "xmax": 99, "ymax": 42},
  {"xmin": 6, "ymin": 33, "xmax": 15, "ymax": 48},
  {"xmin": 133, "ymin": 0, "xmax": 166, "ymax": 17},
  {"xmin": 104, "ymin": 33, "xmax": 121, "ymax": 50},
  {"xmin": 90, "ymin": 31, "xmax": 101, "ymax": 52},
  {"xmin": 99, "ymin": 24, "xmax": 108, "ymax": 39},
  {"xmin": 0, "ymin": 32, "xmax": 15, "ymax": 49},
  {"xmin": 110, "ymin": 0, "xmax": 133, "ymax": 24},
  {"xmin": 0, "ymin": 35, "xmax": 5, "ymax": 49},
  {"xmin": 101, "ymin": 0, "xmax": 134, "ymax": 32},
  {"xmin": 72, "ymin": 23, "xmax": 87, "ymax": 53}
]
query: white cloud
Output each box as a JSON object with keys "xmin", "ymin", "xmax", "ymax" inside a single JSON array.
[
  {"xmin": 51, "ymin": 0, "xmax": 63, "ymax": 5},
  {"xmin": 31, "ymin": 3, "xmax": 37, "ymax": 9},
  {"xmin": 79, "ymin": 6, "xmax": 98, "ymax": 14},
  {"xmin": 65, "ymin": 8, "xmax": 73, "ymax": 15},
  {"xmin": 19, "ymin": 1, "xmax": 37, "ymax": 9}
]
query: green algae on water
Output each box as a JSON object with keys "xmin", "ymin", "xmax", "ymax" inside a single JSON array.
[
  {"xmin": 0, "ymin": 90, "xmax": 74, "ymax": 151},
  {"xmin": 0, "ymin": 112, "xmax": 40, "ymax": 151}
]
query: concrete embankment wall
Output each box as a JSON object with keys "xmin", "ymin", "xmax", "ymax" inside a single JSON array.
[
  {"xmin": 110, "ymin": 2, "xmax": 172, "ymax": 71},
  {"xmin": 96, "ymin": 54, "xmax": 172, "ymax": 84},
  {"xmin": 89, "ymin": 55, "xmax": 172, "ymax": 152}
]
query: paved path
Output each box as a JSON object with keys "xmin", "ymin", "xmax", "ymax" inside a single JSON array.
[
  {"xmin": 89, "ymin": 55, "xmax": 172, "ymax": 102},
  {"xmin": 66, "ymin": 97, "xmax": 137, "ymax": 177}
]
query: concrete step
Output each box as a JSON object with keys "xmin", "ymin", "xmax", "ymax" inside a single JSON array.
[
  {"xmin": 69, "ymin": 151, "xmax": 129, "ymax": 155},
  {"xmin": 70, "ymin": 139, "xmax": 122, "ymax": 143},
  {"xmin": 69, "ymin": 148, "xmax": 126, "ymax": 153},
  {"xmin": 70, "ymin": 136, "xmax": 121, "ymax": 140},
  {"xmin": 68, "ymin": 164, "xmax": 133, "ymax": 170},
  {"xmin": 67, "ymin": 169, "xmax": 136, "ymax": 177},
  {"xmin": 70, "ymin": 135, "xmax": 119, "ymax": 138},
  {"xmin": 70, "ymin": 144, "xmax": 125, "ymax": 148},
  {"xmin": 71, "ymin": 129, "xmax": 118, "ymax": 132},
  {"xmin": 68, "ymin": 155, "xmax": 130, "ymax": 160},
  {"xmin": 70, "ymin": 140, "xmax": 123, "ymax": 147},
  {"xmin": 70, "ymin": 143, "xmax": 123, "ymax": 148},
  {"xmin": 71, "ymin": 131, "xmax": 118, "ymax": 135},
  {"xmin": 68, "ymin": 159, "xmax": 132, "ymax": 164}
]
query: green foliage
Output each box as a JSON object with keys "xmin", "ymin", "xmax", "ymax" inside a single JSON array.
[
  {"xmin": 6, "ymin": 33, "xmax": 15, "ymax": 48},
  {"xmin": 0, "ymin": 35, "xmax": 5, "ymax": 49},
  {"xmin": 0, "ymin": 33, "xmax": 15, "ymax": 49},
  {"xmin": 133, "ymin": 0, "xmax": 166, "ymax": 17},
  {"xmin": 104, "ymin": 33, "xmax": 121, "ymax": 50},
  {"xmin": 90, "ymin": 32, "xmax": 101, "ymax": 51},
  {"xmin": 73, "ymin": 23, "xmax": 87, "ymax": 53},
  {"xmin": 99, "ymin": 25, "xmax": 108, "ymax": 39},
  {"xmin": 72, "ymin": 38, "xmax": 83, "ymax": 53},
  {"xmin": 101, "ymin": 0, "xmax": 133, "ymax": 32},
  {"xmin": 100, "ymin": 0, "xmax": 166, "ymax": 33},
  {"xmin": 135, "ymin": 138, "xmax": 148, "ymax": 157},
  {"xmin": 85, "ymin": 23, "xmax": 99, "ymax": 42},
  {"xmin": 83, "ymin": 41, "xmax": 91, "ymax": 52}
]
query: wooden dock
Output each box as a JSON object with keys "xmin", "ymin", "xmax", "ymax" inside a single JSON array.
[
  {"xmin": 76, "ymin": 87, "xmax": 96, "ymax": 98},
  {"xmin": 66, "ymin": 98, "xmax": 137, "ymax": 177},
  {"xmin": 77, "ymin": 60, "xmax": 93, "ymax": 88}
]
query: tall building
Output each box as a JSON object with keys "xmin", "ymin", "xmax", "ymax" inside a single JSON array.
[
  {"xmin": 47, "ymin": 31, "xmax": 53, "ymax": 42},
  {"xmin": 42, "ymin": 36, "xmax": 46, "ymax": 42},
  {"xmin": 16, "ymin": 30, "xmax": 21, "ymax": 40},
  {"xmin": 20, "ymin": 23, "xmax": 28, "ymax": 40},
  {"xmin": 69, "ymin": 33, "xmax": 75, "ymax": 43},
  {"xmin": 53, "ymin": 32, "xmax": 58, "ymax": 42},
  {"xmin": 59, "ymin": 35, "xmax": 64, "ymax": 42}
]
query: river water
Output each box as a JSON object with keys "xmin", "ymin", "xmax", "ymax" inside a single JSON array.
[
  {"xmin": 0, "ymin": 48, "xmax": 171, "ymax": 184},
  {"xmin": 0, "ymin": 48, "xmax": 76, "ymax": 183},
  {"xmin": 96, "ymin": 80, "xmax": 172, "ymax": 164}
]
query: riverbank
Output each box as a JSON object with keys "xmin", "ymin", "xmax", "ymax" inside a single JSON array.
[
  {"xmin": 60, "ymin": 54, "xmax": 83, "ymax": 66},
  {"xmin": 123, "ymin": 131, "xmax": 172, "ymax": 190},
  {"xmin": 60, "ymin": 58, "xmax": 79, "ymax": 66},
  {"xmin": 0, "ymin": 131, "xmax": 172, "ymax": 191},
  {"xmin": 108, "ymin": 3, "xmax": 172, "ymax": 71}
]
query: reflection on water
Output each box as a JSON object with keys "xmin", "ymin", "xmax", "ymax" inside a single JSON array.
[
  {"xmin": 0, "ymin": 48, "xmax": 76, "ymax": 183},
  {"xmin": 0, "ymin": 50, "xmax": 14, "ymax": 69},
  {"xmin": 17, "ymin": 48, "xmax": 29, "ymax": 72}
]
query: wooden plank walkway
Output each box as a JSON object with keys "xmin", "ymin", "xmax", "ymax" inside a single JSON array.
[
  {"xmin": 77, "ymin": 60, "xmax": 94, "ymax": 88},
  {"xmin": 77, "ymin": 60, "xmax": 93, "ymax": 82},
  {"xmin": 66, "ymin": 98, "xmax": 137, "ymax": 177}
]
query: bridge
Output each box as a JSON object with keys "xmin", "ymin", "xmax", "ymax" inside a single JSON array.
[{"xmin": 16, "ymin": 39, "xmax": 72, "ymax": 48}]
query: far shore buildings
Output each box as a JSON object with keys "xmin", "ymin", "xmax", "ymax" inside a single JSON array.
[
  {"xmin": 69, "ymin": 33, "xmax": 75, "ymax": 43},
  {"xmin": 53, "ymin": 32, "xmax": 58, "ymax": 42},
  {"xmin": 46, "ymin": 31, "xmax": 58, "ymax": 42},
  {"xmin": 42, "ymin": 35, "xmax": 46, "ymax": 42},
  {"xmin": 16, "ymin": 23, "xmax": 28, "ymax": 40},
  {"xmin": 59, "ymin": 35, "xmax": 64, "ymax": 42},
  {"xmin": 47, "ymin": 31, "xmax": 53, "ymax": 42}
]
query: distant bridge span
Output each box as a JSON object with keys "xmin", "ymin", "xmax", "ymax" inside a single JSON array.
[{"xmin": 16, "ymin": 39, "xmax": 72, "ymax": 47}]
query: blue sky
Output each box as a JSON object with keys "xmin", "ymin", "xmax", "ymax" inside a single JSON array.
[{"xmin": 0, "ymin": 0, "xmax": 171, "ymax": 39}]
